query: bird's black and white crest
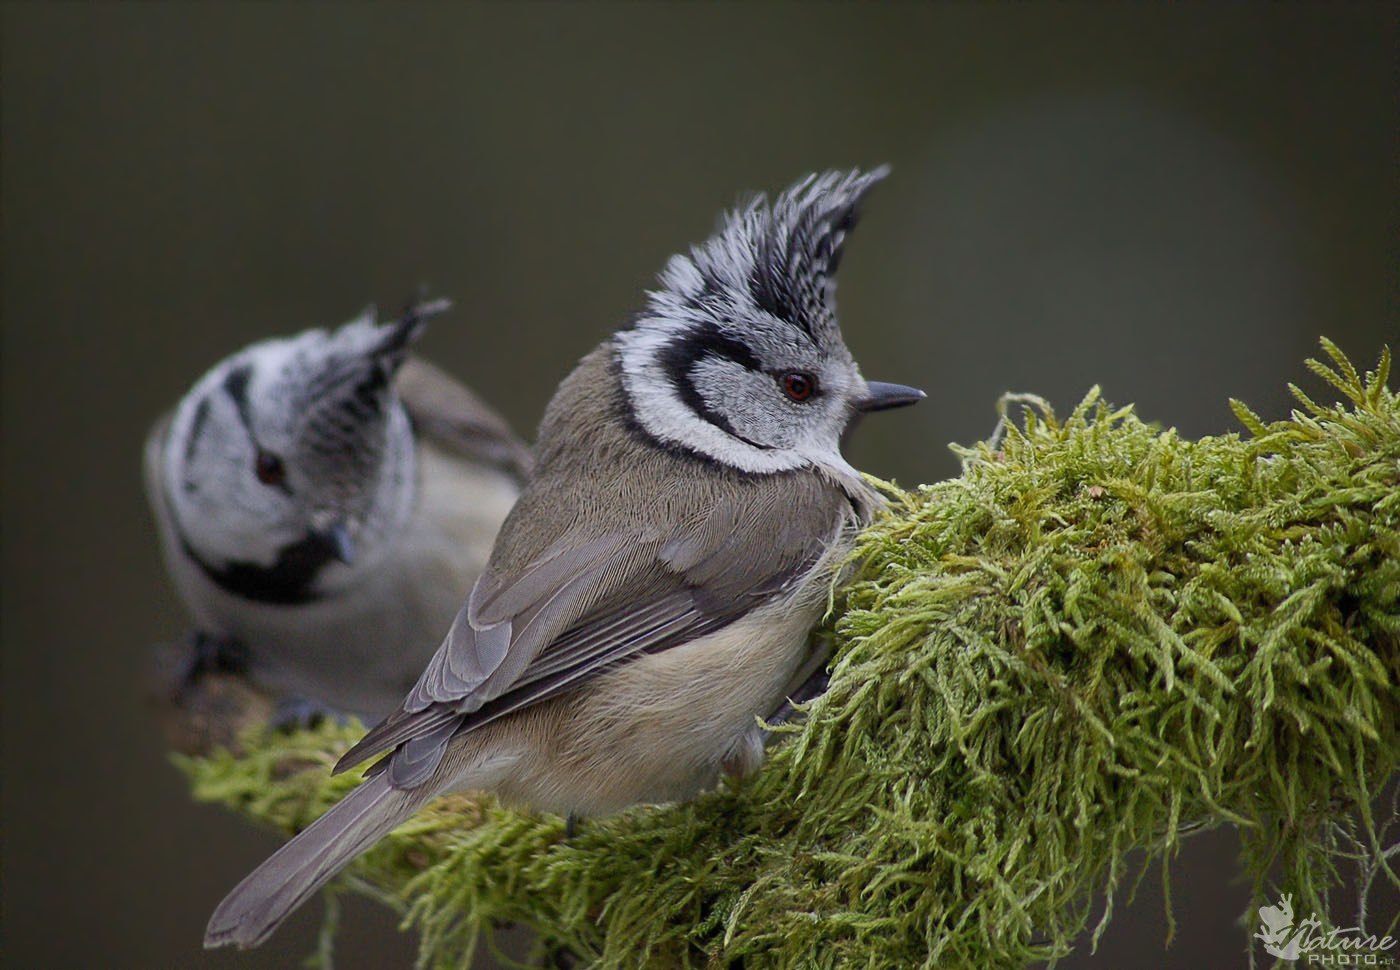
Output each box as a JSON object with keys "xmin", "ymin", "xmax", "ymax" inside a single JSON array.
[
  {"xmin": 616, "ymin": 167, "xmax": 890, "ymax": 475},
  {"xmin": 283, "ymin": 303, "xmax": 430, "ymax": 525}
]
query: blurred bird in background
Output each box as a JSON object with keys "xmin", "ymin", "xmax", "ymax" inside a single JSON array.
[{"xmin": 144, "ymin": 299, "xmax": 532, "ymax": 731}]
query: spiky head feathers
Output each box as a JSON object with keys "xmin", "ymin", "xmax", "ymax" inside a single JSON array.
[
  {"xmin": 649, "ymin": 167, "xmax": 888, "ymax": 343},
  {"xmin": 616, "ymin": 168, "xmax": 892, "ymax": 475}
]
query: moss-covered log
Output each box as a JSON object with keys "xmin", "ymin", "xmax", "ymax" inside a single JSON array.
[{"xmin": 179, "ymin": 340, "xmax": 1400, "ymax": 968}]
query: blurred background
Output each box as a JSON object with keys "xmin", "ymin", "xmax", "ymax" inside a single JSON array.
[{"xmin": 2, "ymin": 4, "xmax": 1395, "ymax": 968}]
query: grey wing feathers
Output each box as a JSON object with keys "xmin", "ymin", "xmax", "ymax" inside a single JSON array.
[
  {"xmin": 432, "ymin": 591, "xmax": 726, "ymax": 732},
  {"xmin": 405, "ymin": 533, "xmax": 634, "ymax": 713},
  {"xmin": 395, "ymin": 355, "xmax": 534, "ymax": 480},
  {"xmin": 512, "ymin": 591, "xmax": 695, "ymax": 684},
  {"xmin": 334, "ymin": 532, "xmax": 658, "ymax": 775},
  {"xmin": 357, "ymin": 595, "xmax": 706, "ymax": 788},
  {"xmin": 382, "ymin": 716, "xmax": 460, "ymax": 788},
  {"xmin": 335, "ymin": 478, "xmax": 846, "ymax": 786},
  {"xmin": 403, "ymin": 604, "xmax": 514, "ymax": 714},
  {"xmin": 339, "ymin": 705, "xmax": 462, "ymax": 771},
  {"xmin": 337, "ymin": 584, "xmax": 744, "ymax": 783}
]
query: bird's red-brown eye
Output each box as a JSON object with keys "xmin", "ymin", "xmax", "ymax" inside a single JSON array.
[
  {"xmin": 779, "ymin": 371, "xmax": 816, "ymax": 402},
  {"xmin": 254, "ymin": 449, "xmax": 286, "ymax": 487}
]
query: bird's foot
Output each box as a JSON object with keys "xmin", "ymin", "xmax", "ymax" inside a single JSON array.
[{"xmin": 168, "ymin": 631, "xmax": 249, "ymax": 697}]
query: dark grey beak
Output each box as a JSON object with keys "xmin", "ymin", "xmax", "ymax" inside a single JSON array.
[
  {"xmin": 317, "ymin": 521, "xmax": 356, "ymax": 565},
  {"xmin": 859, "ymin": 381, "xmax": 926, "ymax": 413}
]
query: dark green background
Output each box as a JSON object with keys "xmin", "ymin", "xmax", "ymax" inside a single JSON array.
[{"xmin": 3, "ymin": 5, "xmax": 1394, "ymax": 968}]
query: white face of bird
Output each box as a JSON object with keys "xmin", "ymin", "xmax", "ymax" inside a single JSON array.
[
  {"xmin": 161, "ymin": 307, "xmax": 429, "ymax": 589},
  {"xmin": 615, "ymin": 168, "xmax": 922, "ymax": 477}
]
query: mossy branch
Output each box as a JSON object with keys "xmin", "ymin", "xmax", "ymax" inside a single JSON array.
[{"xmin": 178, "ymin": 340, "xmax": 1400, "ymax": 969}]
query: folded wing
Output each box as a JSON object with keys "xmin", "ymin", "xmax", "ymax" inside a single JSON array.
[{"xmin": 335, "ymin": 484, "xmax": 845, "ymax": 788}]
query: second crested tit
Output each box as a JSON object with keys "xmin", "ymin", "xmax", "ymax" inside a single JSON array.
[
  {"xmin": 205, "ymin": 168, "xmax": 924, "ymax": 949},
  {"xmin": 146, "ymin": 300, "xmax": 532, "ymax": 720}
]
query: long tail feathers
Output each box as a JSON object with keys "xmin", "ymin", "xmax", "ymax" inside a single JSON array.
[{"xmin": 203, "ymin": 774, "xmax": 426, "ymax": 949}]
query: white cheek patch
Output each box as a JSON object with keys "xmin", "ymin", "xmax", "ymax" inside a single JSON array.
[{"xmin": 163, "ymin": 339, "xmax": 321, "ymax": 568}]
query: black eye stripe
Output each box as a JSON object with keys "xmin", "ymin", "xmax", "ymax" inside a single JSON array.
[
  {"xmin": 659, "ymin": 321, "xmax": 763, "ymax": 375},
  {"xmin": 656, "ymin": 323, "xmax": 772, "ymax": 450},
  {"xmin": 221, "ymin": 363, "xmax": 291, "ymax": 482},
  {"xmin": 182, "ymin": 397, "xmax": 212, "ymax": 465},
  {"xmin": 222, "ymin": 364, "xmax": 255, "ymax": 433}
]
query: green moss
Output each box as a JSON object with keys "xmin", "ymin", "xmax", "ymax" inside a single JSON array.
[{"xmin": 180, "ymin": 340, "xmax": 1400, "ymax": 968}]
